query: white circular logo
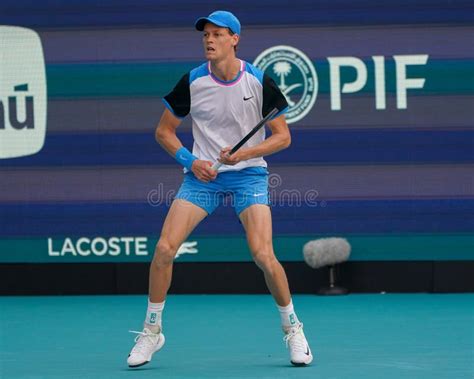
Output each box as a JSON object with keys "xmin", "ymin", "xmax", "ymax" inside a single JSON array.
[{"xmin": 253, "ymin": 45, "xmax": 318, "ymax": 124}]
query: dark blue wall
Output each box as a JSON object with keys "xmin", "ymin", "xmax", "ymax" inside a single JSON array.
[{"xmin": 1, "ymin": 0, "xmax": 473, "ymax": 28}]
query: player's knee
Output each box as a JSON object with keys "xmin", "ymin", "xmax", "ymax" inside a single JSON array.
[
  {"xmin": 153, "ymin": 239, "xmax": 177, "ymax": 267},
  {"xmin": 253, "ymin": 250, "xmax": 277, "ymax": 272}
]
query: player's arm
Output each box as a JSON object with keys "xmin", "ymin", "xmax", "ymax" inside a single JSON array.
[
  {"xmin": 155, "ymin": 108, "xmax": 184, "ymax": 155},
  {"xmin": 218, "ymin": 114, "xmax": 290, "ymax": 164},
  {"xmin": 155, "ymin": 110, "xmax": 216, "ymax": 182},
  {"xmin": 244, "ymin": 114, "xmax": 291, "ymax": 157},
  {"xmin": 159, "ymin": 72, "xmax": 216, "ymax": 182}
]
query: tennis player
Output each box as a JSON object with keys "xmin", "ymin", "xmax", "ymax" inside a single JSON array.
[{"xmin": 127, "ymin": 10, "xmax": 313, "ymax": 367}]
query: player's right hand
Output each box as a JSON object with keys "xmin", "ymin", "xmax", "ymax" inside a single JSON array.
[{"xmin": 191, "ymin": 160, "xmax": 217, "ymax": 182}]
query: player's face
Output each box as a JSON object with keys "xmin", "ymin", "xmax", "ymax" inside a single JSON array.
[{"xmin": 202, "ymin": 23, "xmax": 238, "ymax": 61}]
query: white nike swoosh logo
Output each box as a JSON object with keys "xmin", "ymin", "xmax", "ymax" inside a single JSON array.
[
  {"xmin": 179, "ymin": 154, "xmax": 187, "ymax": 160},
  {"xmin": 253, "ymin": 193, "xmax": 266, "ymax": 197}
]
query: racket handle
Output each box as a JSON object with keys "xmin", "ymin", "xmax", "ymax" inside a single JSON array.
[{"xmin": 211, "ymin": 161, "xmax": 222, "ymax": 171}]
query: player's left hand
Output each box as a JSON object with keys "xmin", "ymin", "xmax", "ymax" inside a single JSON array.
[{"xmin": 218, "ymin": 146, "xmax": 247, "ymax": 165}]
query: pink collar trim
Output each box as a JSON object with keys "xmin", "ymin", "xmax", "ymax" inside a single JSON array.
[{"xmin": 208, "ymin": 60, "xmax": 245, "ymax": 86}]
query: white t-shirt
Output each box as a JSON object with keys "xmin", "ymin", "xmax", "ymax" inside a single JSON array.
[{"xmin": 163, "ymin": 60, "xmax": 288, "ymax": 172}]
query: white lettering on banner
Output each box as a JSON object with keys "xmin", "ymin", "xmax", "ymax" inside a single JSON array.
[
  {"xmin": 372, "ymin": 56, "xmax": 386, "ymax": 110},
  {"xmin": 121, "ymin": 237, "xmax": 134, "ymax": 255},
  {"xmin": 0, "ymin": 26, "xmax": 47, "ymax": 158},
  {"xmin": 47, "ymin": 238, "xmax": 59, "ymax": 256},
  {"xmin": 47, "ymin": 237, "xmax": 150, "ymax": 258},
  {"xmin": 108, "ymin": 237, "xmax": 121, "ymax": 256},
  {"xmin": 254, "ymin": 46, "xmax": 429, "ymax": 122},
  {"xmin": 62, "ymin": 238, "xmax": 76, "ymax": 256},
  {"xmin": 77, "ymin": 237, "xmax": 90, "ymax": 256},
  {"xmin": 394, "ymin": 55, "xmax": 429, "ymax": 109},
  {"xmin": 47, "ymin": 238, "xmax": 199, "ymax": 260},
  {"xmin": 328, "ymin": 54, "xmax": 429, "ymax": 111},
  {"xmin": 135, "ymin": 237, "xmax": 148, "ymax": 256},
  {"xmin": 328, "ymin": 57, "xmax": 368, "ymax": 111},
  {"xmin": 92, "ymin": 237, "xmax": 108, "ymax": 256}
]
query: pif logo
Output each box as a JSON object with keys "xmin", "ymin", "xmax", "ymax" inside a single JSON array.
[
  {"xmin": 0, "ymin": 26, "xmax": 47, "ymax": 159},
  {"xmin": 253, "ymin": 46, "xmax": 318, "ymax": 124},
  {"xmin": 254, "ymin": 45, "xmax": 429, "ymax": 124}
]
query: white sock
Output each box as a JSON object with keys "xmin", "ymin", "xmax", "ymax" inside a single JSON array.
[
  {"xmin": 277, "ymin": 299, "xmax": 300, "ymax": 329},
  {"xmin": 144, "ymin": 299, "xmax": 165, "ymax": 333}
]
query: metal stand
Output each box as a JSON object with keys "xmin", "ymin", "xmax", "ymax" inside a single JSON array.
[{"xmin": 318, "ymin": 264, "xmax": 348, "ymax": 295}]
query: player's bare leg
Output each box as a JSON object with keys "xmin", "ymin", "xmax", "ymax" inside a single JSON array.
[
  {"xmin": 239, "ymin": 204, "xmax": 290, "ymax": 305},
  {"xmin": 128, "ymin": 199, "xmax": 207, "ymax": 367},
  {"xmin": 240, "ymin": 204, "xmax": 313, "ymax": 366},
  {"xmin": 149, "ymin": 199, "xmax": 207, "ymax": 303}
]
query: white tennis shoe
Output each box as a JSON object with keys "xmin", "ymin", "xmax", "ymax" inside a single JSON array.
[
  {"xmin": 127, "ymin": 327, "xmax": 165, "ymax": 367},
  {"xmin": 283, "ymin": 322, "xmax": 313, "ymax": 366}
]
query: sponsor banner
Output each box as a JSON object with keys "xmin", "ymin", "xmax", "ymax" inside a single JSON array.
[
  {"xmin": 254, "ymin": 48, "xmax": 431, "ymax": 123},
  {"xmin": 0, "ymin": 24, "xmax": 471, "ymax": 266},
  {"xmin": 0, "ymin": 26, "xmax": 47, "ymax": 159},
  {"xmin": 0, "ymin": 234, "xmax": 472, "ymax": 263}
]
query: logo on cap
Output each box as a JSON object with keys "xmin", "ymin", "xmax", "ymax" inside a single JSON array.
[
  {"xmin": 254, "ymin": 46, "xmax": 318, "ymax": 124},
  {"xmin": 0, "ymin": 26, "xmax": 47, "ymax": 159}
]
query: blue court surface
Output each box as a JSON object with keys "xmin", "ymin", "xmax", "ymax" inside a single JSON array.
[{"xmin": 1, "ymin": 294, "xmax": 472, "ymax": 379}]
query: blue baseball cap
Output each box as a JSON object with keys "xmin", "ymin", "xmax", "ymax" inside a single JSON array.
[{"xmin": 195, "ymin": 10, "xmax": 241, "ymax": 35}]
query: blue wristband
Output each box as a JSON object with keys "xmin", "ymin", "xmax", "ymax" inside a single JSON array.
[{"xmin": 175, "ymin": 147, "xmax": 198, "ymax": 170}]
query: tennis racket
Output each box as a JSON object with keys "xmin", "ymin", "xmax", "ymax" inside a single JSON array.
[{"xmin": 211, "ymin": 107, "xmax": 279, "ymax": 171}]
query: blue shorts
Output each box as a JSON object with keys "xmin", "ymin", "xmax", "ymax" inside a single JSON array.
[{"xmin": 175, "ymin": 167, "xmax": 270, "ymax": 215}]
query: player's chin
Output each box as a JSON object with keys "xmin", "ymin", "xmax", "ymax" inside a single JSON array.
[{"xmin": 205, "ymin": 51, "xmax": 216, "ymax": 59}]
